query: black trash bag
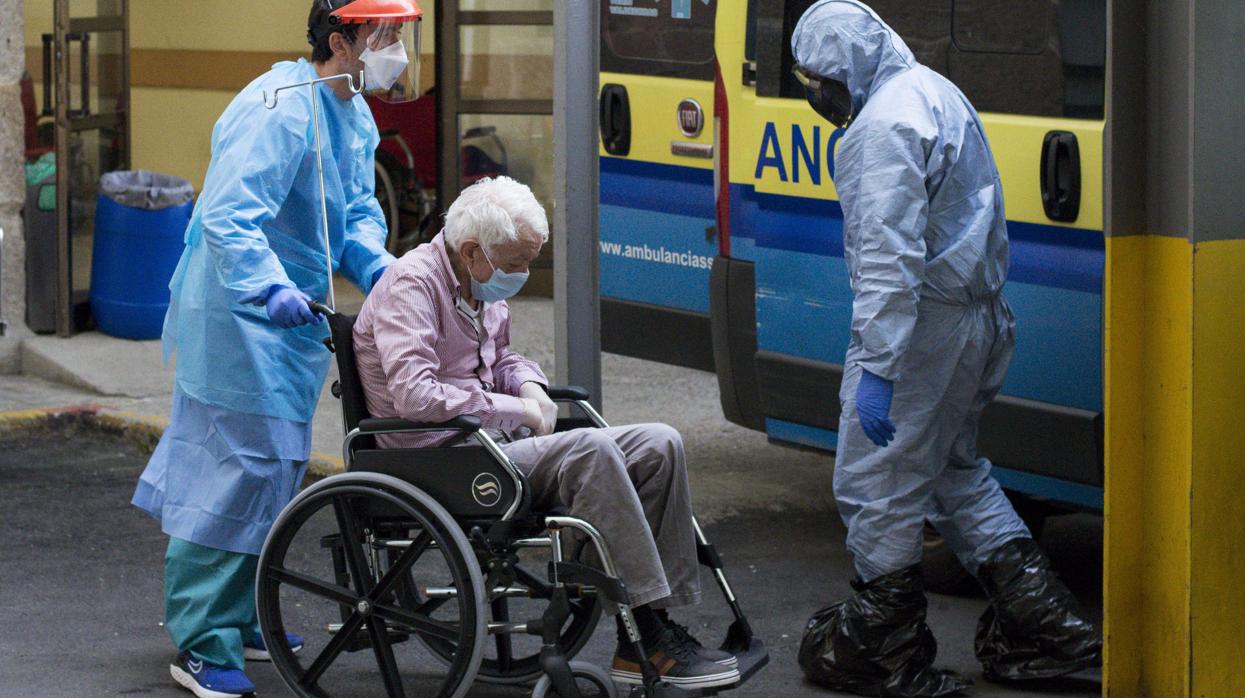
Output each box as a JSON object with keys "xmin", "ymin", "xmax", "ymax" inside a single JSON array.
[
  {"xmin": 975, "ymin": 537, "xmax": 1102, "ymax": 682},
  {"xmin": 99, "ymin": 170, "xmax": 195, "ymax": 211},
  {"xmin": 799, "ymin": 565, "xmax": 970, "ymax": 697}
]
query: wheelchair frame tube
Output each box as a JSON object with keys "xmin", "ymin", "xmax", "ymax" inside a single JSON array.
[
  {"xmin": 544, "ymin": 515, "xmax": 644, "ymax": 648},
  {"xmin": 574, "ymin": 400, "xmax": 609, "ymax": 429},
  {"xmin": 693, "ymin": 516, "xmax": 738, "ymax": 604}
]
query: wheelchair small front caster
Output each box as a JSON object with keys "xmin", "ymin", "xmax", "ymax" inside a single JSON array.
[{"xmin": 530, "ymin": 661, "xmax": 618, "ymax": 698}]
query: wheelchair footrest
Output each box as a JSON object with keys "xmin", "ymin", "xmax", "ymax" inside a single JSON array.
[{"xmin": 623, "ymin": 638, "xmax": 768, "ymax": 697}]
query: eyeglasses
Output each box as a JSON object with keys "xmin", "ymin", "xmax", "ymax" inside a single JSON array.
[{"xmin": 791, "ymin": 64, "xmax": 818, "ymax": 89}]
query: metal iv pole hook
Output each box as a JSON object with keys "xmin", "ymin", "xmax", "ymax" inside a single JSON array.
[{"xmin": 260, "ymin": 70, "xmax": 365, "ymax": 312}]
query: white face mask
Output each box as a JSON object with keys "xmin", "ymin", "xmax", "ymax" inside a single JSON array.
[{"xmin": 360, "ymin": 40, "xmax": 409, "ymax": 91}]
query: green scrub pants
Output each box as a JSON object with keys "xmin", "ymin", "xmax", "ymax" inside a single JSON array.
[{"xmin": 164, "ymin": 537, "xmax": 260, "ymax": 670}]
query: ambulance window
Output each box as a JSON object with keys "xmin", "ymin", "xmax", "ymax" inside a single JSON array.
[
  {"xmin": 765, "ymin": 0, "xmax": 1104, "ymax": 119},
  {"xmin": 763, "ymin": 0, "xmax": 949, "ymax": 99},
  {"xmin": 952, "ymin": 0, "xmax": 1051, "ymax": 54},
  {"xmin": 601, "ymin": 0, "xmax": 717, "ymax": 81},
  {"xmin": 949, "ymin": 0, "xmax": 1105, "ymax": 118}
]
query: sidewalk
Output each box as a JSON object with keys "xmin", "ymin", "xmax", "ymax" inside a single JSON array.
[{"xmin": 0, "ymin": 280, "xmax": 373, "ymax": 476}]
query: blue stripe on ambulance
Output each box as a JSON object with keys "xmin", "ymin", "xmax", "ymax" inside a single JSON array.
[
  {"xmin": 732, "ymin": 182, "xmax": 1104, "ymax": 413},
  {"xmin": 599, "ymin": 157, "xmax": 716, "ymax": 313},
  {"xmin": 600, "ymin": 155, "xmax": 1104, "ymax": 414}
]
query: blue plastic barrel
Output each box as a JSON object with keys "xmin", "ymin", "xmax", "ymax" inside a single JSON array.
[{"xmin": 90, "ymin": 172, "xmax": 194, "ymax": 340}]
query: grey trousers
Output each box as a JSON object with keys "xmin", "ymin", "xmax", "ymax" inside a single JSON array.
[
  {"xmin": 835, "ymin": 295, "xmax": 1030, "ymax": 582},
  {"xmin": 499, "ymin": 423, "xmax": 700, "ymax": 609}
]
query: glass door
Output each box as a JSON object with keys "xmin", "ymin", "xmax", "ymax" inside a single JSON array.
[{"xmin": 436, "ymin": 0, "xmax": 555, "ymax": 293}]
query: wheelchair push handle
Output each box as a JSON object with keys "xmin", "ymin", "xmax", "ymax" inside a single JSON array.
[{"xmin": 308, "ymin": 300, "xmax": 335, "ymax": 317}]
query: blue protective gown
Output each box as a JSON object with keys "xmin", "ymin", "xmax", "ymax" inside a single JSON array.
[
  {"xmin": 133, "ymin": 59, "xmax": 394, "ymax": 555},
  {"xmin": 166, "ymin": 58, "xmax": 393, "ymax": 423},
  {"xmin": 792, "ymin": 1, "xmax": 1030, "ymax": 581}
]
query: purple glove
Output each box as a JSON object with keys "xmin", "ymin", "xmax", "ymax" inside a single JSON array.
[
  {"xmin": 265, "ymin": 286, "xmax": 320, "ymax": 328},
  {"xmin": 855, "ymin": 368, "xmax": 896, "ymax": 447}
]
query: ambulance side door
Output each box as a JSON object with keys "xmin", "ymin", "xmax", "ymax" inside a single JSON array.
[{"xmin": 599, "ymin": 0, "xmax": 719, "ymax": 370}]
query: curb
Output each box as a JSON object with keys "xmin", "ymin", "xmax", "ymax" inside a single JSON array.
[{"xmin": 0, "ymin": 405, "xmax": 345, "ymax": 477}]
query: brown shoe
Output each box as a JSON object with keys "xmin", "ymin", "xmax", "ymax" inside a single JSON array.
[
  {"xmin": 656, "ymin": 610, "xmax": 738, "ymax": 668},
  {"xmin": 611, "ymin": 625, "xmax": 740, "ymax": 689}
]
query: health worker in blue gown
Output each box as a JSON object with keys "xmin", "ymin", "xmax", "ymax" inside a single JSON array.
[{"xmin": 131, "ymin": 2, "xmax": 424, "ymax": 696}]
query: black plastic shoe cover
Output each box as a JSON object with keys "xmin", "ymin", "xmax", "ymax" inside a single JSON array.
[
  {"xmin": 798, "ymin": 565, "xmax": 970, "ymax": 697},
  {"xmin": 975, "ymin": 537, "xmax": 1102, "ymax": 681}
]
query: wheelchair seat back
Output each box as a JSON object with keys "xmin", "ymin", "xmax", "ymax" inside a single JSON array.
[
  {"xmin": 324, "ymin": 311, "xmax": 529, "ymax": 523},
  {"xmin": 325, "ymin": 311, "xmax": 375, "ymax": 438}
]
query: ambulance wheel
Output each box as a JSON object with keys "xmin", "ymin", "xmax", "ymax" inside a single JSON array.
[
  {"xmin": 257, "ymin": 472, "xmax": 487, "ymax": 698},
  {"xmin": 921, "ymin": 523, "xmax": 978, "ymax": 597},
  {"xmin": 922, "ymin": 494, "xmax": 1051, "ymax": 597}
]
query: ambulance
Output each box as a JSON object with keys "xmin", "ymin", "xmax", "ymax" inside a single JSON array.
[{"xmin": 599, "ymin": 0, "xmax": 1106, "ymax": 586}]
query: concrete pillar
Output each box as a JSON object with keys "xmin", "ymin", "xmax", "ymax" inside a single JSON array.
[
  {"xmin": 1103, "ymin": 0, "xmax": 1245, "ymax": 695},
  {"xmin": 552, "ymin": 0, "xmax": 602, "ymax": 406},
  {"xmin": 0, "ymin": 0, "xmax": 28, "ymax": 372}
]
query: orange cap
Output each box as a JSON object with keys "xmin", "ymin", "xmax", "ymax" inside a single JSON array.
[{"xmin": 332, "ymin": 0, "xmax": 422, "ymax": 24}]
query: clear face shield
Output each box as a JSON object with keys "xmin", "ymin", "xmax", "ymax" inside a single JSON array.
[{"xmin": 358, "ymin": 18, "xmax": 422, "ymax": 103}]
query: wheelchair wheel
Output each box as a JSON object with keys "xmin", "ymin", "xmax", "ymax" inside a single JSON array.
[
  {"xmin": 257, "ymin": 473, "xmax": 487, "ymax": 698},
  {"xmin": 530, "ymin": 661, "xmax": 618, "ymax": 698},
  {"xmin": 418, "ymin": 543, "xmax": 603, "ymax": 685}
]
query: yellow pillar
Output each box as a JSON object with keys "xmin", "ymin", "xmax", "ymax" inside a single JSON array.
[{"xmin": 1104, "ymin": 235, "xmax": 1245, "ymax": 696}]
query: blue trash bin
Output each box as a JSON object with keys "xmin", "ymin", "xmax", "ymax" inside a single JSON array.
[{"xmin": 90, "ymin": 171, "xmax": 194, "ymax": 340}]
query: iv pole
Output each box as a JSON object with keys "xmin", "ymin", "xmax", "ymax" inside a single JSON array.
[{"xmin": 262, "ymin": 71, "xmax": 364, "ymax": 312}]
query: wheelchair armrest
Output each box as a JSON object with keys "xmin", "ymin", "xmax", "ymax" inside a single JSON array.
[
  {"xmin": 544, "ymin": 386, "xmax": 590, "ymax": 402},
  {"xmin": 356, "ymin": 415, "xmax": 482, "ymax": 434}
]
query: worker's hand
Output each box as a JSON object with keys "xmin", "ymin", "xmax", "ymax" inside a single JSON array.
[
  {"xmin": 265, "ymin": 286, "xmax": 321, "ymax": 328},
  {"xmin": 855, "ymin": 368, "xmax": 896, "ymax": 447},
  {"xmin": 519, "ymin": 381, "xmax": 558, "ymax": 436}
]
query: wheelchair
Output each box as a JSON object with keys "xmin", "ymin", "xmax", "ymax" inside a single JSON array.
[{"xmin": 255, "ymin": 305, "xmax": 768, "ymax": 697}]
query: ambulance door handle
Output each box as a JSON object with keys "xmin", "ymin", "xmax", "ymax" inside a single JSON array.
[
  {"xmin": 1041, "ymin": 130, "xmax": 1080, "ymax": 222},
  {"xmin": 600, "ymin": 84, "xmax": 631, "ymax": 157}
]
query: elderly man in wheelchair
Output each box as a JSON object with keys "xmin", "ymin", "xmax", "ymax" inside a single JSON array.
[{"xmin": 254, "ymin": 176, "xmax": 765, "ymax": 698}]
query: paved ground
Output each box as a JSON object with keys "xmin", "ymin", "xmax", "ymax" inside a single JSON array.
[{"xmin": 0, "ymin": 293, "xmax": 1102, "ymax": 697}]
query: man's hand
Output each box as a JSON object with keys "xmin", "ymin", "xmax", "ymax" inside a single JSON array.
[
  {"xmin": 519, "ymin": 397, "xmax": 554, "ymax": 435},
  {"xmin": 855, "ymin": 369, "xmax": 896, "ymax": 447},
  {"xmin": 519, "ymin": 382, "xmax": 557, "ymax": 436}
]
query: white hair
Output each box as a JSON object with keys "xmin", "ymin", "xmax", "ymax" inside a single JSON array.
[{"xmin": 443, "ymin": 176, "xmax": 550, "ymax": 252}]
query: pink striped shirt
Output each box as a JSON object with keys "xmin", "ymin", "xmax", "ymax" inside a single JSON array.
[{"xmin": 353, "ymin": 232, "xmax": 547, "ymax": 448}]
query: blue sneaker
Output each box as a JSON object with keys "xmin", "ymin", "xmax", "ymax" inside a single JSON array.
[
  {"xmin": 170, "ymin": 652, "xmax": 255, "ymax": 698},
  {"xmin": 243, "ymin": 632, "xmax": 305, "ymax": 662}
]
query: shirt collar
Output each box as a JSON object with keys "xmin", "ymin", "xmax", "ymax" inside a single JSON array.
[{"xmin": 431, "ymin": 231, "xmax": 463, "ymax": 296}]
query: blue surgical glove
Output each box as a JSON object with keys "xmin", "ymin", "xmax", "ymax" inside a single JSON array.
[
  {"xmin": 371, "ymin": 265, "xmax": 390, "ymax": 290},
  {"xmin": 855, "ymin": 369, "xmax": 896, "ymax": 447},
  {"xmin": 265, "ymin": 286, "xmax": 321, "ymax": 328}
]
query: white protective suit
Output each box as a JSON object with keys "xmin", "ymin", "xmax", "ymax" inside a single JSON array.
[{"xmin": 791, "ymin": 0, "xmax": 1031, "ymax": 581}]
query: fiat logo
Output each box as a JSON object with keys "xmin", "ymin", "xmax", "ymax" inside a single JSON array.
[{"xmin": 677, "ymin": 98, "xmax": 704, "ymax": 138}]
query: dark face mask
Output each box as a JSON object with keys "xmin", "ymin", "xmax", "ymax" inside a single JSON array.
[{"xmin": 793, "ymin": 65, "xmax": 854, "ymax": 128}]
